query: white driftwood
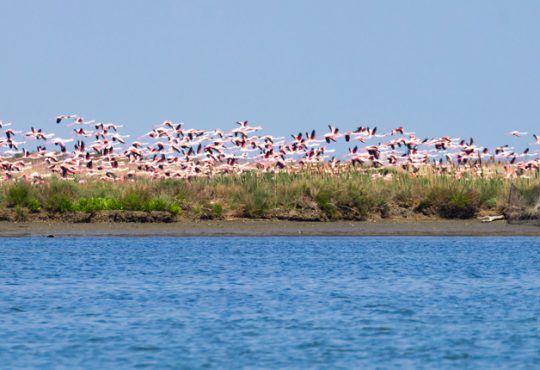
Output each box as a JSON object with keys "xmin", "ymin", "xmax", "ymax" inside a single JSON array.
[{"xmin": 477, "ymin": 215, "xmax": 505, "ymax": 223}]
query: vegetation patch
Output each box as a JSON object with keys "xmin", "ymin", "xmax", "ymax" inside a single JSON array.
[{"xmin": 0, "ymin": 171, "xmax": 537, "ymax": 222}]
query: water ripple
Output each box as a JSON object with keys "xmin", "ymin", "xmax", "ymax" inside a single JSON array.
[{"xmin": 0, "ymin": 236, "xmax": 539, "ymax": 368}]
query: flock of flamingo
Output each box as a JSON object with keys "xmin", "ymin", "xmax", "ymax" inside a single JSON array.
[{"xmin": 0, "ymin": 115, "xmax": 538, "ymax": 183}]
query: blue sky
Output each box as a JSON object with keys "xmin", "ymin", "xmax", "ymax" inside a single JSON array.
[{"xmin": 1, "ymin": 0, "xmax": 539, "ymax": 147}]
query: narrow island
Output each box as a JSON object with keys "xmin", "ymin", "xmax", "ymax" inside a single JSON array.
[{"xmin": 0, "ymin": 117, "xmax": 538, "ymax": 236}]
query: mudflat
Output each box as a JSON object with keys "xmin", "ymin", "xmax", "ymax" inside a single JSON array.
[{"xmin": 0, "ymin": 219, "xmax": 539, "ymax": 237}]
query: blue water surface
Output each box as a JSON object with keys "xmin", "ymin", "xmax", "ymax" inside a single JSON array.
[{"xmin": 1, "ymin": 236, "xmax": 540, "ymax": 369}]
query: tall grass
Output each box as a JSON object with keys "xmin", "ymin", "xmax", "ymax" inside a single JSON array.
[{"xmin": 0, "ymin": 170, "xmax": 538, "ymax": 220}]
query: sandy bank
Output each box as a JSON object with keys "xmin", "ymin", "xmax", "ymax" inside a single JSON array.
[{"xmin": 0, "ymin": 219, "xmax": 539, "ymax": 237}]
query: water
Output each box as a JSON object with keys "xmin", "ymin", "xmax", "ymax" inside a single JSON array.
[{"xmin": 1, "ymin": 237, "xmax": 540, "ymax": 369}]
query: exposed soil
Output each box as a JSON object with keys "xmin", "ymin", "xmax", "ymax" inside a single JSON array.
[{"xmin": 0, "ymin": 218, "xmax": 539, "ymax": 237}]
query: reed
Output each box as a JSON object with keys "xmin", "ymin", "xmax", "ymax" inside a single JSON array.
[{"xmin": 0, "ymin": 168, "xmax": 538, "ymax": 221}]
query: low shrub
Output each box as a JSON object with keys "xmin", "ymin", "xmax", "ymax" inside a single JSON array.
[
  {"xmin": 44, "ymin": 194, "xmax": 74, "ymax": 213},
  {"xmin": 438, "ymin": 190, "xmax": 479, "ymax": 219},
  {"xmin": 120, "ymin": 188, "xmax": 150, "ymax": 211},
  {"xmin": 143, "ymin": 199, "xmax": 169, "ymax": 212},
  {"xmin": 26, "ymin": 197, "xmax": 41, "ymax": 213},
  {"xmin": 6, "ymin": 182, "xmax": 30, "ymax": 207},
  {"xmin": 15, "ymin": 206, "xmax": 27, "ymax": 222},
  {"xmin": 168, "ymin": 203, "xmax": 183, "ymax": 216},
  {"xmin": 243, "ymin": 190, "xmax": 271, "ymax": 218},
  {"xmin": 76, "ymin": 198, "xmax": 122, "ymax": 212},
  {"xmin": 315, "ymin": 190, "xmax": 336, "ymax": 218},
  {"xmin": 211, "ymin": 203, "xmax": 223, "ymax": 219},
  {"xmin": 419, "ymin": 186, "xmax": 479, "ymax": 219}
]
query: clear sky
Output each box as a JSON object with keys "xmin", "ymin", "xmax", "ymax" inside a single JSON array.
[{"xmin": 1, "ymin": 0, "xmax": 539, "ymax": 147}]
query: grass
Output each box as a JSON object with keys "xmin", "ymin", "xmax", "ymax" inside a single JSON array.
[{"xmin": 0, "ymin": 169, "xmax": 538, "ymax": 221}]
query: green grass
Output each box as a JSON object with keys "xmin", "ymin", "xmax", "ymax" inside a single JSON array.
[{"xmin": 0, "ymin": 170, "xmax": 538, "ymax": 220}]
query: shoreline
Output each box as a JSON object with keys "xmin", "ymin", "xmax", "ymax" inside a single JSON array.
[{"xmin": 1, "ymin": 219, "xmax": 539, "ymax": 237}]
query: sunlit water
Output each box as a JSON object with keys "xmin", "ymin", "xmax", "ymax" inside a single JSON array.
[{"xmin": 1, "ymin": 237, "xmax": 540, "ymax": 369}]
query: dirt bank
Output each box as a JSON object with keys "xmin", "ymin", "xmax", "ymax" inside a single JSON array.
[{"xmin": 0, "ymin": 219, "xmax": 539, "ymax": 237}]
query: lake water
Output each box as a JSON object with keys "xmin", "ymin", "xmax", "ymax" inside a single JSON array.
[{"xmin": 1, "ymin": 236, "xmax": 540, "ymax": 369}]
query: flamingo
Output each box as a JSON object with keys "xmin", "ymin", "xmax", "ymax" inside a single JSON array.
[
  {"xmin": 324, "ymin": 125, "xmax": 339, "ymax": 143},
  {"xmin": 508, "ymin": 131, "xmax": 528, "ymax": 137},
  {"xmin": 56, "ymin": 114, "xmax": 76, "ymax": 124}
]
